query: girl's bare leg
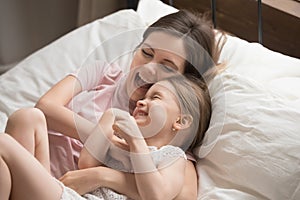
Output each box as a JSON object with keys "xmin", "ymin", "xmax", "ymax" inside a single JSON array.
[
  {"xmin": 5, "ymin": 108, "xmax": 50, "ymax": 172},
  {"xmin": 0, "ymin": 134, "xmax": 62, "ymax": 200},
  {"xmin": 0, "ymin": 154, "xmax": 11, "ymax": 200}
]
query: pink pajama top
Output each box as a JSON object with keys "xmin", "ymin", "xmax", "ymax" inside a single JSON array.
[{"xmin": 49, "ymin": 60, "xmax": 127, "ymax": 178}]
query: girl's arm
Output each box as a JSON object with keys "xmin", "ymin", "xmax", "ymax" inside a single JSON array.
[
  {"xmin": 35, "ymin": 75, "xmax": 95, "ymax": 141},
  {"xmin": 130, "ymin": 139, "xmax": 186, "ymax": 200},
  {"xmin": 174, "ymin": 160, "xmax": 198, "ymax": 200},
  {"xmin": 112, "ymin": 110, "xmax": 186, "ymax": 200}
]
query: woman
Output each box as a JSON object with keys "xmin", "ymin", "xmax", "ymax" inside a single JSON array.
[{"xmin": 5, "ymin": 10, "xmax": 224, "ymax": 199}]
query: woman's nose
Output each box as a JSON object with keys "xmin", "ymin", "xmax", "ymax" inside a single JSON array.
[{"xmin": 144, "ymin": 62, "xmax": 158, "ymax": 75}]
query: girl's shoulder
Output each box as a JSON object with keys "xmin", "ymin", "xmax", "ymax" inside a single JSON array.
[{"xmin": 149, "ymin": 145, "xmax": 187, "ymax": 161}]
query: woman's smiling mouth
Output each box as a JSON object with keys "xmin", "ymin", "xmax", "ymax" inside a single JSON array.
[{"xmin": 134, "ymin": 72, "xmax": 153, "ymax": 89}]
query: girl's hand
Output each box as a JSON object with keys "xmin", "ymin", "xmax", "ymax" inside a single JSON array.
[
  {"xmin": 110, "ymin": 134, "xmax": 130, "ymax": 151},
  {"xmin": 99, "ymin": 108, "xmax": 130, "ymax": 151},
  {"xmin": 111, "ymin": 108, "xmax": 143, "ymax": 145},
  {"xmin": 59, "ymin": 168, "xmax": 102, "ymax": 195}
]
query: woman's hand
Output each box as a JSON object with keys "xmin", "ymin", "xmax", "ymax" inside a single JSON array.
[
  {"xmin": 59, "ymin": 168, "xmax": 102, "ymax": 195},
  {"xmin": 60, "ymin": 166, "xmax": 141, "ymax": 199}
]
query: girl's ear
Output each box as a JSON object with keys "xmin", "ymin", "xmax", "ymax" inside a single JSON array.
[{"xmin": 173, "ymin": 115, "xmax": 193, "ymax": 130}]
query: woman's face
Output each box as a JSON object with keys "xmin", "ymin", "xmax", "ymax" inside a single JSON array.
[{"xmin": 127, "ymin": 31, "xmax": 186, "ymax": 101}]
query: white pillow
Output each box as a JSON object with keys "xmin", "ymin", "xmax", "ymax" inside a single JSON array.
[
  {"xmin": 137, "ymin": 0, "xmax": 178, "ymax": 26},
  {"xmin": 220, "ymin": 35, "xmax": 300, "ymax": 103},
  {"xmin": 101, "ymin": 9, "xmax": 146, "ymax": 29},
  {"xmin": 196, "ymin": 71, "xmax": 300, "ymax": 200}
]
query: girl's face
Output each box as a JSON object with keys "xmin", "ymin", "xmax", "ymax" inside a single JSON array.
[
  {"xmin": 132, "ymin": 81, "xmax": 180, "ymax": 142},
  {"xmin": 127, "ymin": 31, "xmax": 186, "ymax": 101}
]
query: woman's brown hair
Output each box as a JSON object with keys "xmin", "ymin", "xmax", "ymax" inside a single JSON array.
[{"xmin": 142, "ymin": 10, "xmax": 226, "ymax": 80}]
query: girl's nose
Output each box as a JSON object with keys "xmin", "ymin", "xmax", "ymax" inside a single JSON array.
[{"xmin": 136, "ymin": 99, "xmax": 146, "ymax": 107}]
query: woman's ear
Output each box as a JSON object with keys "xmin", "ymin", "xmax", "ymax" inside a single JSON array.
[{"xmin": 173, "ymin": 115, "xmax": 193, "ymax": 131}]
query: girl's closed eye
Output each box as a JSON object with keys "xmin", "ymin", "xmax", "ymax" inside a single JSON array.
[{"xmin": 152, "ymin": 94, "xmax": 161, "ymax": 100}]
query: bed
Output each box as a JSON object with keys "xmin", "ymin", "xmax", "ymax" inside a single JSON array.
[{"xmin": 0, "ymin": 0, "xmax": 299, "ymax": 199}]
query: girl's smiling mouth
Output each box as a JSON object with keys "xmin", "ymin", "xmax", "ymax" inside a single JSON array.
[{"xmin": 133, "ymin": 109, "xmax": 148, "ymax": 119}]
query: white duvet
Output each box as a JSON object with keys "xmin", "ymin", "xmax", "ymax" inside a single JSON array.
[{"xmin": 0, "ymin": 0, "xmax": 299, "ymax": 199}]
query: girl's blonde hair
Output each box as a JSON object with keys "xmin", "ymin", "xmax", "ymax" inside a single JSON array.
[{"xmin": 165, "ymin": 74, "xmax": 211, "ymax": 151}]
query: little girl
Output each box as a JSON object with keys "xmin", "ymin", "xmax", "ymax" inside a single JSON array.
[
  {"xmin": 0, "ymin": 75, "xmax": 211, "ymax": 200},
  {"xmin": 65, "ymin": 74, "xmax": 210, "ymax": 199}
]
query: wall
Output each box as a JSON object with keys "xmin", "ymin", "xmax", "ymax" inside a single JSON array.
[
  {"xmin": 0, "ymin": 0, "xmax": 79, "ymax": 65},
  {"xmin": 77, "ymin": 0, "xmax": 127, "ymax": 26},
  {"xmin": 0, "ymin": 0, "xmax": 127, "ymax": 73},
  {"xmin": 171, "ymin": 0, "xmax": 300, "ymax": 58}
]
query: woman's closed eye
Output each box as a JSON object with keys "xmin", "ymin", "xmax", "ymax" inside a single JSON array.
[
  {"xmin": 141, "ymin": 48, "xmax": 153, "ymax": 58},
  {"xmin": 161, "ymin": 64, "xmax": 176, "ymax": 72}
]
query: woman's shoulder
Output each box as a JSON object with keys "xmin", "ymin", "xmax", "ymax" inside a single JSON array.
[
  {"xmin": 93, "ymin": 60, "xmax": 125, "ymax": 83},
  {"xmin": 94, "ymin": 60, "xmax": 124, "ymax": 74}
]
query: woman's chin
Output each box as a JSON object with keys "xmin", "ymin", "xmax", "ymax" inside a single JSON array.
[{"xmin": 130, "ymin": 88, "xmax": 148, "ymax": 101}]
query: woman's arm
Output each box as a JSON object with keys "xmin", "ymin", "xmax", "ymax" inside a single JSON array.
[
  {"xmin": 35, "ymin": 75, "xmax": 95, "ymax": 141},
  {"xmin": 78, "ymin": 109, "xmax": 116, "ymax": 169},
  {"xmin": 61, "ymin": 160, "xmax": 196, "ymax": 200},
  {"xmin": 78, "ymin": 147, "xmax": 103, "ymax": 169},
  {"xmin": 102, "ymin": 160, "xmax": 196, "ymax": 200},
  {"xmin": 60, "ymin": 166, "xmax": 141, "ymax": 199}
]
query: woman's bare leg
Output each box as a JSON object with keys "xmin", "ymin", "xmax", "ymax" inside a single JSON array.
[
  {"xmin": 5, "ymin": 108, "xmax": 50, "ymax": 172},
  {"xmin": 0, "ymin": 134, "xmax": 62, "ymax": 200}
]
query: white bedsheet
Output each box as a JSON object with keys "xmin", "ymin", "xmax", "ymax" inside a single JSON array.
[{"xmin": 0, "ymin": 0, "xmax": 299, "ymax": 199}]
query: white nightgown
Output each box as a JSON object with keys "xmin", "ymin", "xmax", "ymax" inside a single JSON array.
[{"xmin": 58, "ymin": 145, "xmax": 187, "ymax": 200}]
